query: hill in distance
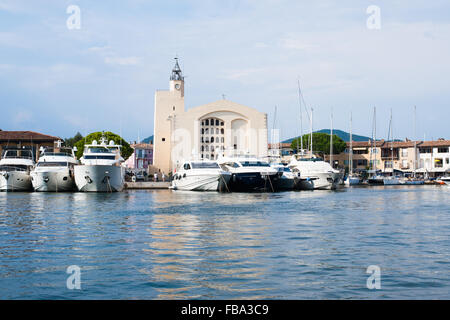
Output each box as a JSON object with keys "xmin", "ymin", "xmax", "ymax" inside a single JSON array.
[
  {"xmin": 141, "ymin": 135, "xmax": 153, "ymax": 144},
  {"xmin": 282, "ymin": 129, "xmax": 371, "ymax": 143}
]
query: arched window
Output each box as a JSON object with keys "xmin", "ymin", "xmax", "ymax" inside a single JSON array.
[{"xmin": 199, "ymin": 117, "xmax": 225, "ymax": 160}]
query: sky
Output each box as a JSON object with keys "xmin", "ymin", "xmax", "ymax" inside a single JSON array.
[{"xmin": 0, "ymin": 0, "xmax": 449, "ymax": 142}]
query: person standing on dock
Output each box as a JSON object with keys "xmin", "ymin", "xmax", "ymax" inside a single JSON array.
[
  {"xmin": 154, "ymin": 172, "xmax": 158, "ymax": 182},
  {"xmin": 162, "ymin": 173, "xmax": 166, "ymax": 182}
]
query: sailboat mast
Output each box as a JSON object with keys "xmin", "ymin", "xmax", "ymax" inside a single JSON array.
[
  {"xmin": 297, "ymin": 80, "xmax": 304, "ymax": 154},
  {"xmin": 413, "ymin": 105, "xmax": 417, "ymax": 177},
  {"xmin": 373, "ymin": 107, "xmax": 377, "ymax": 172},
  {"xmin": 310, "ymin": 108, "xmax": 313, "ymax": 158},
  {"xmin": 390, "ymin": 109, "xmax": 394, "ymax": 176},
  {"xmin": 350, "ymin": 112, "xmax": 353, "ymax": 176},
  {"xmin": 330, "ymin": 109, "xmax": 333, "ymax": 166}
]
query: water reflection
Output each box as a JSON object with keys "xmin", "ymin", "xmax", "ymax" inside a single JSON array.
[{"xmin": 0, "ymin": 186, "xmax": 449, "ymax": 299}]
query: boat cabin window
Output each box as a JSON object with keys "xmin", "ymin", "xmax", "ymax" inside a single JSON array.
[
  {"xmin": 183, "ymin": 163, "xmax": 191, "ymax": 170},
  {"xmin": 226, "ymin": 162, "xmax": 240, "ymax": 168},
  {"xmin": 191, "ymin": 162, "xmax": 220, "ymax": 169},
  {"xmin": 37, "ymin": 162, "xmax": 69, "ymax": 167},
  {"xmin": 241, "ymin": 161, "xmax": 270, "ymax": 167},
  {"xmin": 84, "ymin": 155, "xmax": 116, "ymax": 160}
]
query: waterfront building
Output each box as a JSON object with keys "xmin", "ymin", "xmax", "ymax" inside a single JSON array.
[
  {"xmin": 326, "ymin": 138, "xmax": 450, "ymax": 177},
  {"xmin": 325, "ymin": 140, "xmax": 384, "ymax": 172},
  {"xmin": 124, "ymin": 143, "xmax": 153, "ymax": 170},
  {"xmin": 0, "ymin": 130, "xmax": 60, "ymax": 161},
  {"xmin": 153, "ymin": 59, "xmax": 268, "ymax": 175},
  {"xmin": 416, "ymin": 139, "xmax": 450, "ymax": 176}
]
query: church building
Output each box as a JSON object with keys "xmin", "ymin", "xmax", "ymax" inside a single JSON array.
[{"xmin": 153, "ymin": 59, "xmax": 269, "ymax": 174}]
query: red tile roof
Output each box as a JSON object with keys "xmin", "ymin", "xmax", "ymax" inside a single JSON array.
[
  {"xmin": 0, "ymin": 130, "xmax": 60, "ymax": 142},
  {"xmin": 346, "ymin": 140, "xmax": 385, "ymax": 148},
  {"xmin": 131, "ymin": 143, "xmax": 153, "ymax": 149},
  {"xmin": 419, "ymin": 140, "xmax": 450, "ymax": 147}
]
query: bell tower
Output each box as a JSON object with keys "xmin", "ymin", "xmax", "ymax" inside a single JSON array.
[
  {"xmin": 169, "ymin": 57, "xmax": 184, "ymax": 96},
  {"xmin": 153, "ymin": 58, "xmax": 185, "ymax": 175}
]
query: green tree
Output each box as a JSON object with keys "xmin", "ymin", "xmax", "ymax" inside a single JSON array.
[
  {"xmin": 64, "ymin": 132, "xmax": 83, "ymax": 147},
  {"xmin": 74, "ymin": 131, "xmax": 132, "ymax": 160},
  {"xmin": 290, "ymin": 132, "xmax": 346, "ymax": 156}
]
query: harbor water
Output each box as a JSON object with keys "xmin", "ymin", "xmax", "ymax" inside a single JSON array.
[{"xmin": 0, "ymin": 186, "xmax": 449, "ymax": 299}]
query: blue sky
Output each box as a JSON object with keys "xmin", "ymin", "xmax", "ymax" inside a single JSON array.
[{"xmin": 0, "ymin": 0, "xmax": 449, "ymax": 142}]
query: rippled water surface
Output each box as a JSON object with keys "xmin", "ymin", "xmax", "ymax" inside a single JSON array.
[{"xmin": 0, "ymin": 186, "xmax": 449, "ymax": 299}]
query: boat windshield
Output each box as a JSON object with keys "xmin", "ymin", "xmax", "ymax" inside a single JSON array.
[
  {"xmin": 84, "ymin": 155, "xmax": 116, "ymax": 160},
  {"xmin": 37, "ymin": 162, "xmax": 69, "ymax": 167},
  {"xmin": 2, "ymin": 150, "xmax": 33, "ymax": 159},
  {"xmin": 0, "ymin": 165, "xmax": 29, "ymax": 172},
  {"xmin": 241, "ymin": 161, "xmax": 270, "ymax": 167},
  {"xmin": 86, "ymin": 147, "xmax": 111, "ymax": 153},
  {"xmin": 191, "ymin": 162, "xmax": 220, "ymax": 169}
]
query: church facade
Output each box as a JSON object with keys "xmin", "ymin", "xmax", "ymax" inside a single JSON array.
[{"xmin": 153, "ymin": 59, "xmax": 269, "ymax": 174}]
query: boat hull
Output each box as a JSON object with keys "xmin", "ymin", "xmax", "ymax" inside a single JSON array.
[
  {"xmin": 273, "ymin": 175, "xmax": 295, "ymax": 191},
  {"xmin": 74, "ymin": 165, "xmax": 125, "ymax": 192},
  {"xmin": 0, "ymin": 171, "xmax": 33, "ymax": 191},
  {"xmin": 171, "ymin": 173, "xmax": 231, "ymax": 191},
  {"xmin": 295, "ymin": 172, "xmax": 340, "ymax": 190},
  {"xmin": 228, "ymin": 172, "xmax": 277, "ymax": 192},
  {"xmin": 31, "ymin": 169, "xmax": 76, "ymax": 192},
  {"xmin": 383, "ymin": 177, "xmax": 401, "ymax": 185},
  {"xmin": 345, "ymin": 176, "xmax": 361, "ymax": 186},
  {"xmin": 368, "ymin": 177, "xmax": 384, "ymax": 185}
]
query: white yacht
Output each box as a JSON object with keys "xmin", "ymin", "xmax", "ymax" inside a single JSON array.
[
  {"xmin": 0, "ymin": 148, "xmax": 35, "ymax": 191},
  {"xmin": 345, "ymin": 175, "xmax": 362, "ymax": 186},
  {"xmin": 218, "ymin": 156, "xmax": 279, "ymax": 192},
  {"xmin": 289, "ymin": 154, "xmax": 341, "ymax": 190},
  {"xmin": 383, "ymin": 176, "xmax": 402, "ymax": 185},
  {"xmin": 171, "ymin": 160, "xmax": 232, "ymax": 191},
  {"xmin": 74, "ymin": 137, "xmax": 125, "ymax": 192},
  {"xmin": 270, "ymin": 163, "xmax": 297, "ymax": 191},
  {"xmin": 440, "ymin": 176, "xmax": 450, "ymax": 186},
  {"xmin": 31, "ymin": 144, "xmax": 78, "ymax": 192}
]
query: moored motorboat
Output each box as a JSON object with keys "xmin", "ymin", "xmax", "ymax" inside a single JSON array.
[
  {"xmin": 270, "ymin": 163, "xmax": 297, "ymax": 191},
  {"xmin": 288, "ymin": 155, "xmax": 340, "ymax": 190},
  {"xmin": 345, "ymin": 175, "xmax": 361, "ymax": 186},
  {"xmin": 74, "ymin": 136, "xmax": 125, "ymax": 192},
  {"xmin": 171, "ymin": 160, "xmax": 231, "ymax": 191},
  {"xmin": 0, "ymin": 148, "xmax": 34, "ymax": 192},
  {"xmin": 218, "ymin": 156, "xmax": 279, "ymax": 192},
  {"xmin": 31, "ymin": 144, "xmax": 78, "ymax": 192}
]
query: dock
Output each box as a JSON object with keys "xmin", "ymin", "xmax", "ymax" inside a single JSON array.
[{"xmin": 124, "ymin": 182, "xmax": 170, "ymax": 189}]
